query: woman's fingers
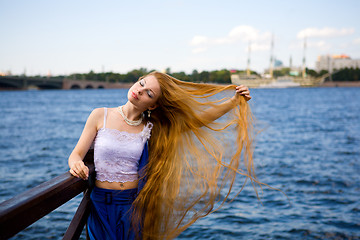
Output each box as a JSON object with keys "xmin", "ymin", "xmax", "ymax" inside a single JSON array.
[
  {"xmin": 69, "ymin": 168, "xmax": 79, "ymax": 178},
  {"xmin": 71, "ymin": 168, "xmax": 88, "ymax": 180},
  {"xmin": 69, "ymin": 162, "xmax": 89, "ymax": 180},
  {"xmin": 235, "ymin": 85, "xmax": 252, "ymax": 101}
]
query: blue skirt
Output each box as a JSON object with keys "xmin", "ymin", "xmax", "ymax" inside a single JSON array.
[{"xmin": 87, "ymin": 186, "xmax": 138, "ymax": 240}]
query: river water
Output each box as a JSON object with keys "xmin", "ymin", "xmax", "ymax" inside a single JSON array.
[{"xmin": 0, "ymin": 87, "xmax": 359, "ymax": 239}]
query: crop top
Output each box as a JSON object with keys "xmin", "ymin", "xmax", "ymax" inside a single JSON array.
[{"xmin": 93, "ymin": 108, "xmax": 153, "ymax": 183}]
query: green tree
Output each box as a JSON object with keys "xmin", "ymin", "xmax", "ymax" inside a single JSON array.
[
  {"xmin": 199, "ymin": 71, "xmax": 210, "ymax": 83},
  {"xmin": 172, "ymin": 72, "xmax": 190, "ymax": 82},
  {"xmin": 306, "ymin": 68, "xmax": 318, "ymax": 77},
  {"xmin": 273, "ymin": 68, "xmax": 290, "ymax": 77},
  {"xmin": 214, "ymin": 69, "xmax": 231, "ymax": 84},
  {"xmin": 332, "ymin": 68, "xmax": 360, "ymax": 81},
  {"xmin": 85, "ymin": 70, "xmax": 97, "ymax": 81},
  {"xmin": 318, "ymin": 70, "xmax": 328, "ymax": 77},
  {"xmin": 191, "ymin": 70, "xmax": 200, "ymax": 82}
]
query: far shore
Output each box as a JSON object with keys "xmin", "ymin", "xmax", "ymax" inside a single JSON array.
[
  {"xmin": 320, "ymin": 81, "xmax": 360, "ymax": 87},
  {"xmin": 1, "ymin": 81, "xmax": 360, "ymax": 91}
]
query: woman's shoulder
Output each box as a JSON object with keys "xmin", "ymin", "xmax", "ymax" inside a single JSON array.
[
  {"xmin": 90, "ymin": 107, "xmax": 105, "ymax": 117},
  {"xmin": 87, "ymin": 107, "xmax": 107, "ymax": 124},
  {"xmin": 91, "ymin": 107, "xmax": 120, "ymax": 121},
  {"xmin": 105, "ymin": 107, "xmax": 118, "ymax": 113}
]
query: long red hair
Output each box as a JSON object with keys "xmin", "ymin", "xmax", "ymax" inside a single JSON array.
[{"xmin": 132, "ymin": 71, "xmax": 260, "ymax": 239}]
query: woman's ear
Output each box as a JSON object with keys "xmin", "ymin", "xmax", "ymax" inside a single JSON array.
[{"xmin": 148, "ymin": 104, "xmax": 158, "ymax": 111}]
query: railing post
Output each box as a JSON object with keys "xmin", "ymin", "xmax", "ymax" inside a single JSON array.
[{"xmin": 62, "ymin": 189, "xmax": 92, "ymax": 240}]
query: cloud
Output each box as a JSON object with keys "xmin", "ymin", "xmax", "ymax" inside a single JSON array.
[
  {"xmin": 353, "ymin": 38, "xmax": 360, "ymax": 45},
  {"xmin": 289, "ymin": 40, "xmax": 331, "ymax": 51},
  {"xmin": 192, "ymin": 47, "xmax": 207, "ymax": 54},
  {"xmin": 309, "ymin": 40, "xmax": 331, "ymax": 50},
  {"xmin": 190, "ymin": 36, "xmax": 209, "ymax": 46},
  {"xmin": 250, "ymin": 42, "xmax": 270, "ymax": 51},
  {"xmin": 297, "ymin": 27, "xmax": 355, "ymax": 39},
  {"xmin": 229, "ymin": 25, "xmax": 271, "ymax": 42},
  {"xmin": 190, "ymin": 25, "xmax": 272, "ymax": 53}
]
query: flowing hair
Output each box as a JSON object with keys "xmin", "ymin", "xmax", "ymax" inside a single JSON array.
[{"xmin": 131, "ymin": 71, "xmax": 260, "ymax": 239}]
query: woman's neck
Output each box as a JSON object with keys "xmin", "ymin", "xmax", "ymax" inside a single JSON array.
[{"xmin": 122, "ymin": 102, "xmax": 143, "ymax": 121}]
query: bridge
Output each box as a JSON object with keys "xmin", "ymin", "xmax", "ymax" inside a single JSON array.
[{"xmin": 0, "ymin": 76, "xmax": 132, "ymax": 90}]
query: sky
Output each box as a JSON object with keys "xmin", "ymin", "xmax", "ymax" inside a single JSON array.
[{"xmin": 1, "ymin": 0, "xmax": 360, "ymax": 76}]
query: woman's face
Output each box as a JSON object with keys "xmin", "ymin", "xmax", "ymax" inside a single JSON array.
[{"xmin": 128, "ymin": 75, "xmax": 161, "ymax": 111}]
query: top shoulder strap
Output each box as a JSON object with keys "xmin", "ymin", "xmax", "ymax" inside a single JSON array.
[{"xmin": 103, "ymin": 107, "xmax": 107, "ymax": 128}]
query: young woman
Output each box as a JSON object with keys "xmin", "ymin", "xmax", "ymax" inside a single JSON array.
[{"xmin": 68, "ymin": 71, "xmax": 255, "ymax": 240}]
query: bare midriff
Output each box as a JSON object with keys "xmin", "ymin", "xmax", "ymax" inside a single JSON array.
[{"xmin": 95, "ymin": 179, "xmax": 139, "ymax": 190}]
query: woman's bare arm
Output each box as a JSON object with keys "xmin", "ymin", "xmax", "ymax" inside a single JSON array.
[
  {"xmin": 199, "ymin": 85, "xmax": 251, "ymax": 123},
  {"xmin": 68, "ymin": 108, "xmax": 102, "ymax": 180}
]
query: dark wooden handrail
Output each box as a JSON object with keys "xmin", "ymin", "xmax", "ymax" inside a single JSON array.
[{"xmin": 0, "ymin": 151, "xmax": 95, "ymax": 240}]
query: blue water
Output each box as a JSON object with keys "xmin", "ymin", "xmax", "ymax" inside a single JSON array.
[{"xmin": 0, "ymin": 87, "xmax": 359, "ymax": 239}]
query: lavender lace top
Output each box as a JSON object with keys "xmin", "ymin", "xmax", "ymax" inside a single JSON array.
[{"xmin": 94, "ymin": 108, "xmax": 153, "ymax": 183}]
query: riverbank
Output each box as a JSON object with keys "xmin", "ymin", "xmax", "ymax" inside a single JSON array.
[{"xmin": 320, "ymin": 81, "xmax": 360, "ymax": 87}]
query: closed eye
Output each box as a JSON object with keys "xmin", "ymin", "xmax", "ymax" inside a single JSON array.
[
  {"xmin": 139, "ymin": 80, "xmax": 154, "ymax": 98},
  {"xmin": 147, "ymin": 90, "xmax": 154, "ymax": 98}
]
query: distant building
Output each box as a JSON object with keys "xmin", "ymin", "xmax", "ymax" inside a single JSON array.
[
  {"xmin": 316, "ymin": 55, "xmax": 360, "ymax": 72},
  {"xmin": 274, "ymin": 59, "xmax": 283, "ymax": 68},
  {"xmin": 263, "ymin": 57, "xmax": 302, "ymax": 77}
]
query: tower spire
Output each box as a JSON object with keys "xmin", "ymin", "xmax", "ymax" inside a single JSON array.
[
  {"xmin": 269, "ymin": 34, "xmax": 274, "ymax": 79},
  {"xmin": 302, "ymin": 37, "xmax": 307, "ymax": 78},
  {"xmin": 246, "ymin": 41, "xmax": 251, "ymax": 76}
]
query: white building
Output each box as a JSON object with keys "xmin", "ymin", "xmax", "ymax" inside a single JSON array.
[{"xmin": 316, "ymin": 55, "xmax": 360, "ymax": 72}]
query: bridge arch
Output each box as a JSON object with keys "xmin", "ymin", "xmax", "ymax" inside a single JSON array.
[
  {"xmin": 0, "ymin": 81, "xmax": 20, "ymax": 90},
  {"xmin": 0, "ymin": 77, "xmax": 131, "ymax": 90},
  {"xmin": 36, "ymin": 83, "xmax": 61, "ymax": 90},
  {"xmin": 70, "ymin": 84, "xmax": 81, "ymax": 89}
]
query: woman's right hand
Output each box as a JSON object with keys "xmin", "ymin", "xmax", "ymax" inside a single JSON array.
[{"xmin": 69, "ymin": 160, "xmax": 89, "ymax": 180}]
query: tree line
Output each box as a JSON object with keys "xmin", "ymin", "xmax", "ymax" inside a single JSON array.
[
  {"xmin": 68, "ymin": 68, "xmax": 232, "ymax": 84},
  {"xmin": 331, "ymin": 68, "xmax": 360, "ymax": 81},
  {"xmin": 25, "ymin": 67, "xmax": 360, "ymax": 83},
  {"xmin": 271, "ymin": 67, "xmax": 360, "ymax": 81}
]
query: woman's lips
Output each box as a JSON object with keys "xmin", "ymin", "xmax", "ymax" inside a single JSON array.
[{"xmin": 132, "ymin": 91, "xmax": 138, "ymax": 99}]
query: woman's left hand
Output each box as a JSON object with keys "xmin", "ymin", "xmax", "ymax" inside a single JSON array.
[{"xmin": 235, "ymin": 85, "xmax": 251, "ymax": 101}]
